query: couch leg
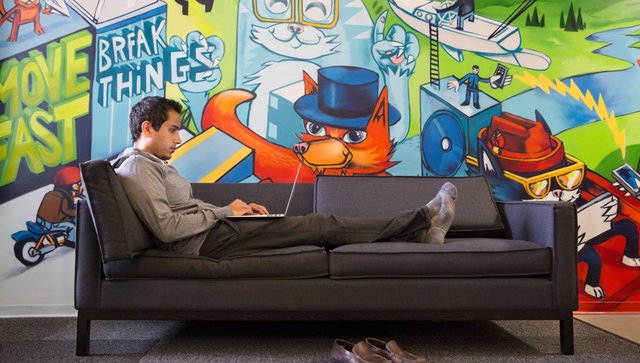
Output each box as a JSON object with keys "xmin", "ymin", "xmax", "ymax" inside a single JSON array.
[
  {"xmin": 76, "ymin": 313, "xmax": 91, "ymax": 356},
  {"xmin": 560, "ymin": 316, "xmax": 574, "ymax": 355}
]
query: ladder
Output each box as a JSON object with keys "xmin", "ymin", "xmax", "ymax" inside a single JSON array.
[{"xmin": 429, "ymin": 20, "xmax": 440, "ymax": 90}]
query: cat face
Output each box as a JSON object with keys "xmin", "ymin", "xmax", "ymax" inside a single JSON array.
[
  {"xmin": 238, "ymin": 0, "xmax": 358, "ymax": 60},
  {"xmin": 250, "ymin": 23, "xmax": 338, "ymax": 59},
  {"xmin": 534, "ymin": 188, "xmax": 581, "ymax": 202},
  {"xmin": 237, "ymin": 0, "xmax": 376, "ymax": 87}
]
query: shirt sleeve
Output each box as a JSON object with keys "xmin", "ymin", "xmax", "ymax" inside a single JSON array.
[{"xmin": 117, "ymin": 157, "xmax": 232, "ymax": 244}]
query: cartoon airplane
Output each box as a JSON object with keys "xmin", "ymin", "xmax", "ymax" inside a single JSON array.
[{"xmin": 388, "ymin": 0, "xmax": 551, "ymax": 70}]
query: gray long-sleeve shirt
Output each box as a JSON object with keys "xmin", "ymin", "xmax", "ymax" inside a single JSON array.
[{"xmin": 112, "ymin": 147, "xmax": 233, "ymax": 255}]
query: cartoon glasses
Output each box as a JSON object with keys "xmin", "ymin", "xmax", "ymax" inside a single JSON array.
[
  {"xmin": 253, "ymin": 0, "xmax": 339, "ymax": 28},
  {"xmin": 502, "ymin": 154, "xmax": 585, "ymax": 199}
]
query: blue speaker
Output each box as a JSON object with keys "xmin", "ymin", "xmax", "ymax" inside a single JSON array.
[{"xmin": 420, "ymin": 77, "xmax": 502, "ymax": 176}]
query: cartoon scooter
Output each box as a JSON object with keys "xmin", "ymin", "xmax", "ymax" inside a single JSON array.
[
  {"xmin": 11, "ymin": 222, "xmax": 74, "ymax": 266},
  {"xmin": 11, "ymin": 166, "xmax": 83, "ymax": 266}
]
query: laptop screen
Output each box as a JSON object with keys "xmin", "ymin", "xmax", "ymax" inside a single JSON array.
[{"xmin": 283, "ymin": 162, "xmax": 302, "ymax": 216}]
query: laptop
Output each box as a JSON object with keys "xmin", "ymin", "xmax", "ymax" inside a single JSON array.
[{"xmin": 227, "ymin": 163, "xmax": 302, "ymax": 219}]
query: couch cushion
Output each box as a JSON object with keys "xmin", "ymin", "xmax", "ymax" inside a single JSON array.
[
  {"xmin": 314, "ymin": 176, "xmax": 504, "ymax": 237},
  {"xmin": 103, "ymin": 245, "xmax": 328, "ymax": 279},
  {"xmin": 329, "ymin": 239, "xmax": 551, "ymax": 279},
  {"xmin": 80, "ymin": 160, "xmax": 155, "ymax": 262}
]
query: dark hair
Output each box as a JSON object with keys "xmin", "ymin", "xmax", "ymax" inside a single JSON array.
[
  {"xmin": 129, "ymin": 96, "xmax": 182, "ymax": 141},
  {"xmin": 472, "ymin": 65, "xmax": 480, "ymax": 70}
]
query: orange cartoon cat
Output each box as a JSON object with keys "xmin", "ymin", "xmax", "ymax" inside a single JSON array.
[
  {"xmin": 0, "ymin": 0, "xmax": 52, "ymax": 42},
  {"xmin": 202, "ymin": 66, "xmax": 398, "ymax": 183}
]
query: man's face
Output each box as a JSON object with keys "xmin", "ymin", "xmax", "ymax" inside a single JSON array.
[
  {"xmin": 144, "ymin": 110, "xmax": 182, "ymax": 160},
  {"xmin": 472, "ymin": 67, "xmax": 479, "ymax": 74}
]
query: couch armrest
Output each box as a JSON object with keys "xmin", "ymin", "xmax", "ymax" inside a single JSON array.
[
  {"xmin": 497, "ymin": 201, "xmax": 578, "ymax": 310},
  {"xmin": 74, "ymin": 200, "xmax": 103, "ymax": 310}
]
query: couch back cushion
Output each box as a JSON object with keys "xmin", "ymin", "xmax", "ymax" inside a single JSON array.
[
  {"xmin": 314, "ymin": 176, "xmax": 504, "ymax": 236},
  {"xmin": 80, "ymin": 160, "xmax": 155, "ymax": 262}
]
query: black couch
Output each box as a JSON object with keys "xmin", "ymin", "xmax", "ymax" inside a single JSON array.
[{"xmin": 75, "ymin": 160, "xmax": 578, "ymax": 356}]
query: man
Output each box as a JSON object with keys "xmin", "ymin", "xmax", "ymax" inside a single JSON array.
[
  {"xmin": 36, "ymin": 166, "xmax": 83, "ymax": 247},
  {"xmin": 112, "ymin": 96, "xmax": 457, "ymax": 259},
  {"xmin": 437, "ymin": 0, "xmax": 474, "ymax": 30},
  {"xmin": 448, "ymin": 65, "xmax": 487, "ymax": 109}
]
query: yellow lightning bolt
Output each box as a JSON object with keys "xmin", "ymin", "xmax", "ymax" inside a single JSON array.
[{"xmin": 515, "ymin": 72, "xmax": 626, "ymax": 158}]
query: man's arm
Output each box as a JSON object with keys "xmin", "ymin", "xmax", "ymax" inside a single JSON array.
[
  {"xmin": 117, "ymin": 157, "xmax": 232, "ymax": 243},
  {"xmin": 458, "ymin": 73, "xmax": 471, "ymax": 85},
  {"xmin": 60, "ymin": 193, "xmax": 77, "ymax": 220},
  {"xmin": 196, "ymin": 199, "xmax": 268, "ymax": 216}
]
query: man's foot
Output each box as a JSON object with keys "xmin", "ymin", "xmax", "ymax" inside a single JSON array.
[
  {"xmin": 419, "ymin": 182, "xmax": 457, "ymax": 244},
  {"xmin": 622, "ymin": 255, "xmax": 640, "ymax": 267},
  {"xmin": 584, "ymin": 284, "xmax": 605, "ymax": 299},
  {"xmin": 473, "ymin": 103, "xmax": 481, "ymax": 109},
  {"xmin": 460, "ymin": 101, "xmax": 469, "ymax": 106}
]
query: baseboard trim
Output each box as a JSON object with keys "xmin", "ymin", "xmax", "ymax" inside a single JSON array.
[{"xmin": 0, "ymin": 305, "xmax": 76, "ymax": 317}]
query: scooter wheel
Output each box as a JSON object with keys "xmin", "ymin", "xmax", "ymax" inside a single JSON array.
[{"xmin": 14, "ymin": 238, "xmax": 45, "ymax": 266}]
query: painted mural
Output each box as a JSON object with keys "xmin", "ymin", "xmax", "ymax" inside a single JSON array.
[{"xmin": 0, "ymin": 0, "xmax": 639, "ymax": 315}]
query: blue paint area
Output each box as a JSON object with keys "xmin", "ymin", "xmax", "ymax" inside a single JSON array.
[
  {"xmin": 218, "ymin": 154, "xmax": 254, "ymax": 183},
  {"xmin": 171, "ymin": 131, "xmax": 250, "ymax": 182},
  {"xmin": 0, "ymin": 3, "xmax": 89, "ymax": 59},
  {"xmin": 503, "ymin": 25, "xmax": 640, "ymax": 134}
]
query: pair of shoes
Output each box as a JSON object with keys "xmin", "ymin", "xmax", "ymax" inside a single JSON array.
[
  {"xmin": 622, "ymin": 255, "xmax": 640, "ymax": 267},
  {"xmin": 331, "ymin": 338, "xmax": 427, "ymax": 363},
  {"xmin": 331, "ymin": 339, "xmax": 389, "ymax": 363},
  {"xmin": 460, "ymin": 101, "xmax": 470, "ymax": 106},
  {"xmin": 365, "ymin": 338, "xmax": 427, "ymax": 363},
  {"xmin": 473, "ymin": 103, "xmax": 481, "ymax": 109},
  {"xmin": 584, "ymin": 283, "xmax": 605, "ymax": 299}
]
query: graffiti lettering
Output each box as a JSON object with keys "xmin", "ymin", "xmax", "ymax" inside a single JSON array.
[
  {"xmin": 0, "ymin": 95, "xmax": 89, "ymax": 187},
  {"xmin": 175, "ymin": 0, "xmax": 214, "ymax": 15},
  {"xmin": 0, "ymin": 31, "xmax": 91, "ymax": 120},
  {"xmin": 97, "ymin": 18, "xmax": 166, "ymax": 72},
  {"xmin": 196, "ymin": 0, "xmax": 215, "ymax": 12},
  {"xmin": 175, "ymin": 0, "xmax": 188, "ymax": 15},
  {"xmin": 95, "ymin": 16, "xmax": 216, "ymax": 107},
  {"xmin": 97, "ymin": 57, "xmax": 166, "ymax": 106},
  {"xmin": 0, "ymin": 31, "xmax": 91, "ymax": 187}
]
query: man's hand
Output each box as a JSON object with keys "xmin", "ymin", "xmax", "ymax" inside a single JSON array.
[
  {"xmin": 248, "ymin": 203, "xmax": 269, "ymax": 215},
  {"xmin": 447, "ymin": 79, "xmax": 460, "ymax": 92},
  {"xmin": 228, "ymin": 199, "xmax": 269, "ymax": 216},
  {"xmin": 489, "ymin": 74, "xmax": 512, "ymax": 89}
]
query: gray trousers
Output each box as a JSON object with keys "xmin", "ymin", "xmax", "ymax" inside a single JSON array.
[{"xmin": 200, "ymin": 207, "xmax": 429, "ymax": 259}]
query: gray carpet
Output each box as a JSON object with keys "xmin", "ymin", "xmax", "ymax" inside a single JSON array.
[{"xmin": 0, "ymin": 318, "xmax": 638, "ymax": 362}]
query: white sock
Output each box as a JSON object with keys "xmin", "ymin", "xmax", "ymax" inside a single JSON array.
[{"xmin": 421, "ymin": 182, "xmax": 457, "ymax": 244}]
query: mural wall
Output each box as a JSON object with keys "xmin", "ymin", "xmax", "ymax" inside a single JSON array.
[{"xmin": 0, "ymin": 0, "xmax": 639, "ymax": 315}]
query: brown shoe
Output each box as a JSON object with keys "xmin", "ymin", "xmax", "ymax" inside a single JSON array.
[
  {"xmin": 364, "ymin": 338, "xmax": 428, "ymax": 363},
  {"xmin": 331, "ymin": 339, "xmax": 391, "ymax": 363}
]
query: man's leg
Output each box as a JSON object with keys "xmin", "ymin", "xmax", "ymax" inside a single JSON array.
[
  {"xmin": 613, "ymin": 219, "xmax": 640, "ymax": 267},
  {"xmin": 200, "ymin": 183, "xmax": 457, "ymax": 259},
  {"xmin": 50, "ymin": 221, "xmax": 76, "ymax": 246},
  {"xmin": 200, "ymin": 212, "xmax": 424, "ymax": 259},
  {"xmin": 578, "ymin": 244, "xmax": 604, "ymax": 299},
  {"xmin": 461, "ymin": 90, "xmax": 471, "ymax": 106},
  {"xmin": 473, "ymin": 91, "xmax": 480, "ymax": 109}
]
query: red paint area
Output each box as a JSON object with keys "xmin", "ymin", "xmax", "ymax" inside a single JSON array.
[{"xmin": 578, "ymin": 170, "xmax": 640, "ymax": 312}]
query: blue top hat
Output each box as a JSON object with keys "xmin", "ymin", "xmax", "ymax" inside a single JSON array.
[{"xmin": 294, "ymin": 66, "xmax": 400, "ymax": 130}]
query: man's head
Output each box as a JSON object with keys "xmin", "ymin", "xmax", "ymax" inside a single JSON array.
[
  {"xmin": 129, "ymin": 97, "xmax": 183, "ymax": 160},
  {"xmin": 472, "ymin": 65, "xmax": 479, "ymax": 74}
]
